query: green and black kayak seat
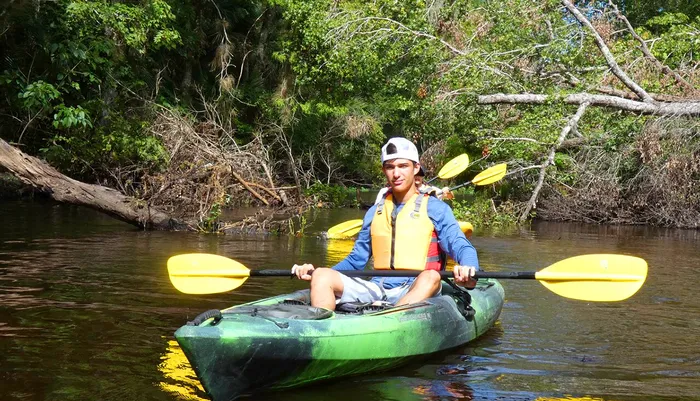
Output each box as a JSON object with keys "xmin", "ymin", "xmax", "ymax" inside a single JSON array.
[{"xmin": 174, "ymin": 279, "xmax": 505, "ymax": 401}]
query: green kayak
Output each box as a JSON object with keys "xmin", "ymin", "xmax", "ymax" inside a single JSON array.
[{"xmin": 175, "ymin": 279, "xmax": 505, "ymax": 401}]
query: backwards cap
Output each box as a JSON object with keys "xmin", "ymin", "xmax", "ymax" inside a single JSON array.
[{"xmin": 381, "ymin": 137, "xmax": 420, "ymax": 163}]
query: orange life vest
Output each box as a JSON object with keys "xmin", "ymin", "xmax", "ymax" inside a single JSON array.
[{"xmin": 370, "ymin": 192, "xmax": 443, "ymax": 270}]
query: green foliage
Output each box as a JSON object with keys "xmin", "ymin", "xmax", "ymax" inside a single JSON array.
[
  {"xmin": 451, "ymin": 194, "xmax": 519, "ymax": 231},
  {"xmin": 41, "ymin": 114, "xmax": 167, "ymax": 178},
  {"xmin": 620, "ymin": 0, "xmax": 700, "ymax": 27},
  {"xmin": 200, "ymin": 202, "xmax": 223, "ymax": 232},
  {"xmin": 641, "ymin": 13, "xmax": 700, "ymax": 68},
  {"xmin": 289, "ymin": 214, "xmax": 308, "ymax": 237},
  {"xmin": 0, "ymin": 0, "xmax": 184, "ymax": 182},
  {"xmin": 53, "ymin": 105, "xmax": 92, "ymax": 129},
  {"xmin": 19, "ymin": 81, "xmax": 61, "ymax": 110},
  {"xmin": 304, "ymin": 183, "xmax": 359, "ymax": 208},
  {"xmin": 1, "ymin": 0, "xmax": 698, "ymax": 227},
  {"xmin": 66, "ymin": 0, "xmax": 181, "ymax": 52}
]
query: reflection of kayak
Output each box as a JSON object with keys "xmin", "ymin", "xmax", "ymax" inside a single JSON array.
[
  {"xmin": 174, "ymin": 280, "xmax": 504, "ymax": 400},
  {"xmin": 325, "ymin": 238, "xmax": 356, "ymax": 266},
  {"xmin": 158, "ymin": 340, "xmax": 207, "ymax": 401}
]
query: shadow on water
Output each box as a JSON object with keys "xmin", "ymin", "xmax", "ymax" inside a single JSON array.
[{"xmin": 2, "ymin": 201, "xmax": 700, "ymax": 400}]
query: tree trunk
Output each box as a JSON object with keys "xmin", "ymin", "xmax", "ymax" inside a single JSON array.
[{"xmin": 0, "ymin": 138, "xmax": 184, "ymax": 230}]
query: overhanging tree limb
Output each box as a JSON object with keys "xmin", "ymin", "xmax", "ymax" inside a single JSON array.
[{"xmin": 561, "ymin": 0, "xmax": 655, "ymax": 103}]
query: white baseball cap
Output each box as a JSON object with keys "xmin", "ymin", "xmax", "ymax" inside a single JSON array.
[{"xmin": 381, "ymin": 137, "xmax": 420, "ymax": 163}]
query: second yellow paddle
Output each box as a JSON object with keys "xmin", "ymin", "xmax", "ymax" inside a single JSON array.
[
  {"xmin": 450, "ymin": 163, "xmax": 507, "ymax": 191},
  {"xmin": 425, "ymin": 153, "xmax": 470, "ymax": 184},
  {"xmin": 326, "ymin": 219, "xmax": 363, "ymax": 239}
]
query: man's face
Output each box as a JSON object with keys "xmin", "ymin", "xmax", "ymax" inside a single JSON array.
[{"xmin": 382, "ymin": 159, "xmax": 420, "ymax": 193}]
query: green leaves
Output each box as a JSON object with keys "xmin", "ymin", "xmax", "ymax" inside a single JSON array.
[
  {"xmin": 66, "ymin": 0, "xmax": 181, "ymax": 52},
  {"xmin": 641, "ymin": 13, "xmax": 700, "ymax": 68},
  {"xmin": 52, "ymin": 105, "xmax": 92, "ymax": 129},
  {"xmin": 19, "ymin": 81, "xmax": 61, "ymax": 110}
]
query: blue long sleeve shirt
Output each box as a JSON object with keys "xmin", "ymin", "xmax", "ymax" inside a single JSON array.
[{"xmin": 332, "ymin": 196, "xmax": 479, "ymax": 289}]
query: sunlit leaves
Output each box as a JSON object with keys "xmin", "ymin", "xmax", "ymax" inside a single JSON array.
[
  {"xmin": 53, "ymin": 105, "xmax": 92, "ymax": 129},
  {"xmin": 642, "ymin": 13, "xmax": 700, "ymax": 68},
  {"xmin": 19, "ymin": 81, "xmax": 61, "ymax": 110},
  {"xmin": 66, "ymin": 0, "xmax": 181, "ymax": 53}
]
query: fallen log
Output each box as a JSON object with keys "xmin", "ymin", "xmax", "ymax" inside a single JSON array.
[{"xmin": 0, "ymin": 138, "xmax": 184, "ymax": 230}]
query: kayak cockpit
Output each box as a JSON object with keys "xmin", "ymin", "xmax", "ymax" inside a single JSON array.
[{"xmin": 187, "ymin": 280, "xmax": 482, "ymax": 328}]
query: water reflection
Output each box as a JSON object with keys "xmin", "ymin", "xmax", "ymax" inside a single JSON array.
[
  {"xmin": 158, "ymin": 340, "xmax": 207, "ymax": 401},
  {"xmin": 325, "ymin": 238, "xmax": 356, "ymax": 266}
]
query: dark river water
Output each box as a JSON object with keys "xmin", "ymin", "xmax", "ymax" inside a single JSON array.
[{"xmin": 1, "ymin": 200, "xmax": 699, "ymax": 401}]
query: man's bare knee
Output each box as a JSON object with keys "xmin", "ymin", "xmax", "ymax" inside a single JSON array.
[
  {"xmin": 311, "ymin": 268, "xmax": 343, "ymax": 292},
  {"xmin": 418, "ymin": 270, "xmax": 441, "ymax": 286}
]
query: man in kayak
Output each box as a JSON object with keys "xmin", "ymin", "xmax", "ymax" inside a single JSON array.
[{"xmin": 293, "ymin": 137, "xmax": 478, "ymax": 310}]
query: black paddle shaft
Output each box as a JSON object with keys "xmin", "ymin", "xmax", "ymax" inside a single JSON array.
[
  {"xmin": 251, "ymin": 269, "xmax": 537, "ymax": 280},
  {"xmin": 449, "ymin": 180, "xmax": 473, "ymax": 191}
]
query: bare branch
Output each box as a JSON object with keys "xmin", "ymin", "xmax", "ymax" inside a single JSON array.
[
  {"xmin": 561, "ymin": 0, "xmax": 655, "ymax": 103},
  {"xmin": 328, "ymin": 15, "xmax": 466, "ymax": 55},
  {"xmin": 520, "ymin": 102, "xmax": 590, "ymax": 222},
  {"xmin": 595, "ymin": 86, "xmax": 697, "ymax": 102},
  {"xmin": 230, "ymin": 169, "xmax": 269, "ymax": 206},
  {"xmin": 486, "ymin": 136, "xmax": 549, "ymax": 145},
  {"xmin": 609, "ymin": 1, "xmax": 698, "ymax": 96},
  {"xmin": 506, "ymin": 165, "xmax": 545, "ymax": 176}
]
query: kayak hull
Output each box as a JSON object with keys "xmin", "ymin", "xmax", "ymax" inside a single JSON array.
[{"xmin": 175, "ymin": 279, "xmax": 504, "ymax": 400}]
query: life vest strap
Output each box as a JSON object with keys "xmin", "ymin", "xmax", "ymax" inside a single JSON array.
[
  {"xmin": 377, "ymin": 190, "xmax": 387, "ymax": 214},
  {"xmin": 410, "ymin": 193, "xmax": 423, "ymax": 219}
]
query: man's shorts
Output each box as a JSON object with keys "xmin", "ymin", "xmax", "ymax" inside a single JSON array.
[{"xmin": 336, "ymin": 273, "xmax": 440, "ymax": 305}]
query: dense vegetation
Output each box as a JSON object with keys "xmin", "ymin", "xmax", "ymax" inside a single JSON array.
[{"xmin": 1, "ymin": 0, "xmax": 698, "ymax": 228}]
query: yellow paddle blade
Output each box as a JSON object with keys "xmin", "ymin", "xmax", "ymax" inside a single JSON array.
[
  {"xmin": 167, "ymin": 253, "xmax": 251, "ymax": 294},
  {"xmin": 437, "ymin": 153, "xmax": 470, "ymax": 179},
  {"xmin": 536, "ymin": 254, "xmax": 647, "ymax": 302},
  {"xmin": 327, "ymin": 219, "xmax": 363, "ymax": 239},
  {"xmin": 458, "ymin": 221, "xmax": 474, "ymax": 235},
  {"xmin": 472, "ymin": 163, "xmax": 507, "ymax": 186}
]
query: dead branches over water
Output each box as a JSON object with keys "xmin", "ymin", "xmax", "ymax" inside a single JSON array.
[
  {"xmin": 480, "ymin": 0, "xmax": 700, "ymax": 224},
  {"xmin": 538, "ymin": 119, "xmax": 700, "ymax": 228},
  {"xmin": 141, "ymin": 108, "xmax": 295, "ymax": 231}
]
